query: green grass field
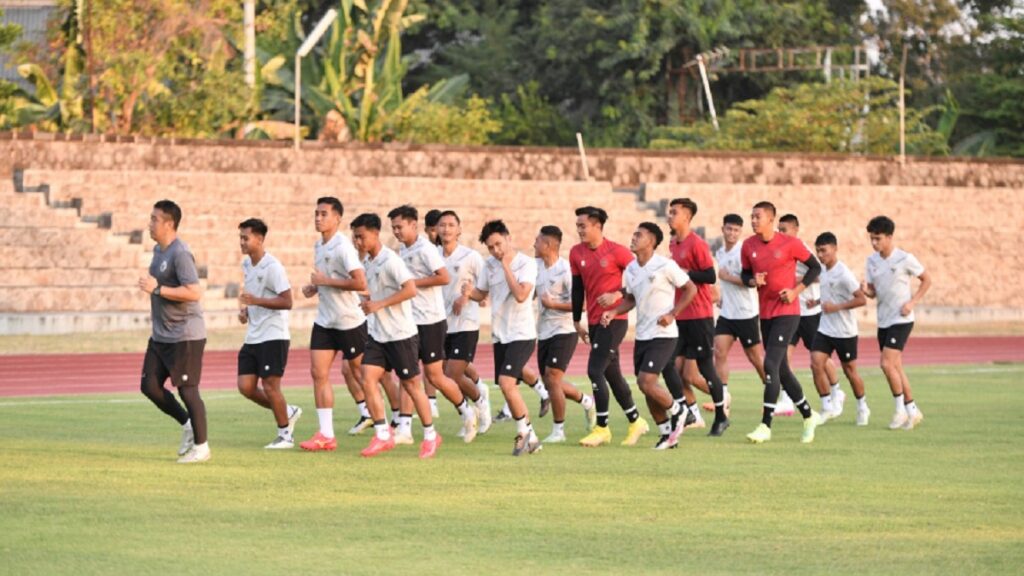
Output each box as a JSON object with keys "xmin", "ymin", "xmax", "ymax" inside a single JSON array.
[{"xmin": 2, "ymin": 365, "xmax": 1022, "ymax": 575}]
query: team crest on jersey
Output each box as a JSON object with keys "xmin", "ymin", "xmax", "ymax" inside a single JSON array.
[
  {"xmin": 599, "ymin": 259, "xmax": 608, "ymax": 268},
  {"xmin": 773, "ymin": 250, "xmax": 782, "ymax": 258},
  {"xmin": 257, "ymin": 275, "xmax": 264, "ymax": 282},
  {"xmin": 159, "ymin": 260, "xmax": 168, "ymax": 273},
  {"xmin": 752, "ymin": 252, "xmax": 758, "ymax": 258}
]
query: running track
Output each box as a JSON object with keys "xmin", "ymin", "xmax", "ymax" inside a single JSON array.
[{"xmin": 1, "ymin": 337, "xmax": 1022, "ymax": 397}]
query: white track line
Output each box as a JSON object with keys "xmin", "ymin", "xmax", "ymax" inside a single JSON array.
[{"xmin": 0, "ymin": 393, "xmax": 238, "ymax": 408}]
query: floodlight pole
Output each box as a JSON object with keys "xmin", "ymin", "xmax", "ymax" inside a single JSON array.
[
  {"xmin": 576, "ymin": 133, "xmax": 590, "ymax": 180},
  {"xmin": 696, "ymin": 55, "xmax": 719, "ymax": 131},
  {"xmin": 294, "ymin": 9, "xmax": 338, "ymax": 150}
]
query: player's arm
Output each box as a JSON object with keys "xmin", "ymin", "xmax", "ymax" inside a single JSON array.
[
  {"xmin": 601, "ymin": 293, "xmax": 636, "ymax": 325},
  {"xmin": 687, "ymin": 267, "xmax": 716, "ymax": 285},
  {"xmin": 823, "ymin": 288, "xmax": 867, "ymax": 313},
  {"xmin": 596, "ymin": 288, "xmax": 625, "ymax": 308},
  {"xmin": 240, "ymin": 288, "xmax": 293, "ymax": 310},
  {"xmin": 902, "ymin": 270, "xmax": 932, "ymax": 316},
  {"xmin": 310, "ymin": 268, "xmax": 367, "ymax": 292},
  {"xmin": 416, "ymin": 265, "xmax": 450, "ymax": 288},
  {"xmin": 718, "ymin": 266, "xmax": 745, "ymax": 287},
  {"xmin": 362, "ymin": 279, "xmax": 416, "ymax": 315},
  {"xmin": 780, "ymin": 255, "xmax": 821, "ymax": 304},
  {"xmin": 464, "ymin": 285, "xmax": 488, "ymax": 303},
  {"xmin": 571, "ymin": 274, "xmax": 590, "ymax": 343},
  {"xmin": 500, "ymin": 260, "xmax": 533, "ymax": 303},
  {"xmin": 155, "ymin": 282, "xmax": 203, "ymax": 303},
  {"xmin": 669, "ymin": 281, "xmax": 698, "ymax": 320}
]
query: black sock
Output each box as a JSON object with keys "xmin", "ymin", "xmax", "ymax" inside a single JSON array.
[
  {"xmin": 762, "ymin": 406, "xmax": 774, "ymax": 427},
  {"xmin": 624, "ymin": 406, "xmax": 639, "ymax": 423},
  {"xmin": 795, "ymin": 398, "xmax": 812, "ymax": 419}
]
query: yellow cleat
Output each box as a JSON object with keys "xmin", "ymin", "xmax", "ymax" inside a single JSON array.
[
  {"xmin": 579, "ymin": 425, "xmax": 612, "ymax": 447},
  {"xmin": 746, "ymin": 423, "xmax": 772, "ymax": 444},
  {"xmin": 620, "ymin": 418, "xmax": 650, "ymax": 446}
]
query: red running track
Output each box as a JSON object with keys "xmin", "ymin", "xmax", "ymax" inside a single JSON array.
[{"xmin": 1, "ymin": 336, "xmax": 1022, "ymax": 398}]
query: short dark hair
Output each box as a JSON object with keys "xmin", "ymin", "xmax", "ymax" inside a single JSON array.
[
  {"xmin": 317, "ymin": 196, "xmax": 344, "ymax": 217},
  {"xmin": 387, "ymin": 204, "xmax": 418, "ymax": 222},
  {"xmin": 723, "ymin": 213, "xmax": 744, "ymax": 226},
  {"xmin": 669, "ymin": 197, "xmax": 698, "ymax": 216},
  {"xmin": 575, "ymin": 205, "xmax": 608, "ymax": 227},
  {"xmin": 479, "ymin": 219, "xmax": 510, "ymax": 244},
  {"xmin": 238, "ymin": 218, "xmax": 268, "ymax": 237},
  {"xmin": 638, "ymin": 222, "xmax": 665, "ymax": 248},
  {"xmin": 539, "ymin": 225, "xmax": 562, "ymax": 243},
  {"xmin": 779, "ymin": 213, "xmax": 799, "ymax": 227},
  {"xmin": 815, "ymin": 232, "xmax": 838, "ymax": 247},
  {"xmin": 153, "ymin": 200, "xmax": 182, "ymax": 230},
  {"xmin": 753, "ymin": 201, "xmax": 776, "ymax": 217},
  {"xmin": 351, "ymin": 212, "xmax": 381, "ymax": 231},
  {"xmin": 866, "ymin": 215, "xmax": 895, "ymax": 236},
  {"xmin": 437, "ymin": 210, "xmax": 461, "ymax": 224},
  {"xmin": 424, "ymin": 209, "xmax": 443, "ymax": 227}
]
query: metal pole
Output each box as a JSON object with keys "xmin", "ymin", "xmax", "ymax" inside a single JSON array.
[
  {"xmin": 824, "ymin": 47, "xmax": 832, "ymax": 84},
  {"xmin": 696, "ymin": 55, "xmax": 719, "ymax": 131},
  {"xmin": 244, "ymin": 0, "xmax": 255, "ymax": 88},
  {"xmin": 576, "ymin": 133, "xmax": 590, "ymax": 180},
  {"xmin": 899, "ymin": 44, "xmax": 908, "ymax": 166},
  {"xmin": 294, "ymin": 56, "xmax": 301, "ymax": 150}
]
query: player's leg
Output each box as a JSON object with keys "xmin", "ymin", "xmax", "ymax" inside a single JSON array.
[
  {"xmin": 713, "ymin": 333, "xmax": 735, "ymax": 392},
  {"xmin": 359, "ymin": 360, "xmax": 397, "ymax": 457},
  {"xmin": 309, "ymin": 345, "xmax": 338, "ymax": 442},
  {"xmin": 810, "ymin": 349, "xmax": 835, "ymax": 419},
  {"xmin": 175, "ymin": 339, "xmax": 209, "ymax": 463},
  {"xmin": 342, "ymin": 355, "xmax": 373, "ymax": 435},
  {"xmin": 141, "ymin": 340, "xmax": 192, "ymax": 457},
  {"xmin": 603, "ymin": 319, "xmax": 641, "ymax": 423},
  {"xmin": 841, "ymin": 357, "xmax": 870, "ymax": 426},
  {"xmin": 878, "ymin": 327, "xmax": 909, "ymax": 429}
]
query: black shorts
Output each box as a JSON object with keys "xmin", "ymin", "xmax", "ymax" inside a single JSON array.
[
  {"xmin": 588, "ymin": 319, "xmax": 627, "ymax": 363},
  {"xmin": 363, "ymin": 336, "xmax": 421, "ymax": 379},
  {"xmin": 811, "ymin": 333, "xmax": 859, "ymax": 362},
  {"xmin": 444, "ymin": 331, "xmax": 479, "ymax": 362},
  {"xmin": 878, "ymin": 322, "xmax": 914, "ymax": 351},
  {"xmin": 310, "ymin": 322, "xmax": 367, "ymax": 359},
  {"xmin": 674, "ymin": 318, "xmax": 715, "ymax": 359},
  {"xmin": 142, "ymin": 338, "xmax": 205, "ymax": 388},
  {"xmin": 634, "ymin": 338, "xmax": 678, "ymax": 376},
  {"xmin": 494, "ymin": 340, "xmax": 536, "ymax": 382},
  {"xmin": 760, "ymin": 316, "xmax": 801, "ymax": 350},
  {"xmin": 714, "ymin": 316, "xmax": 762, "ymax": 348},
  {"xmin": 417, "ymin": 320, "xmax": 448, "ymax": 364},
  {"xmin": 238, "ymin": 340, "xmax": 290, "ymax": 377},
  {"xmin": 790, "ymin": 314, "xmax": 821, "ymax": 350},
  {"xmin": 537, "ymin": 333, "xmax": 578, "ymax": 373}
]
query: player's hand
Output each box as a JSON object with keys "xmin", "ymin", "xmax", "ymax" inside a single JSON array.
[
  {"xmin": 239, "ymin": 292, "xmax": 256, "ymax": 306},
  {"xmin": 755, "ymin": 272, "xmax": 768, "ymax": 287},
  {"xmin": 310, "ymin": 269, "xmax": 329, "ymax": 286},
  {"xmin": 301, "ymin": 284, "xmax": 317, "ymax": 298},
  {"xmin": 500, "ymin": 249, "xmax": 514, "ymax": 266},
  {"xmin": 860, "ymin": 281, "xmax": 875, "ymax": 298},
  {"xmin": 540, "ymin": 294, "xmax": 556, "ymax": 309},
  {"xmin": 361, "ymin": 299, "xmax": 383, "ymax": 315},
  {"xmin": 900, "ymin": 300, "xmax": 915, "ymax": 316},
  {"xmin": 138, "ymin": 275, "xmax": 157, "ymax": 294},
  {"xmin": 806, "ymin": 299, "xmax": 820, "ymax": 308},
  {"xmin": 779, "ymin": 288, "xmax": 797, "ymax": 304},
  {"xmin": 596, "ymin": 292, "xmax": 620, "ymax": 308},
  {"xmin": 575, "ymin": 321, "xmax": 590, "ymax": 344},
  {"xmin": 599, "ymin": 311, "xmax": 615, "ymax": 327},
  {"xmin": 657, "ymin": 313, "xmax": 674, "ymax": 327},
  {"xmin": 238, "ymin": 307, "xmax": 248, "ymax": 324},
  {"xmin": 452, "ymin": 296, "xmax": 466, "ymax": 316},
  {"xmin": 821, "ymin": 301, "xmax": 838, "ymax": 314}
]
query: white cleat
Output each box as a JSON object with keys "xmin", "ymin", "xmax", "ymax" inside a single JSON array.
[
  {"xmin": 832, "ymin": 389, "xmax": 846, "ymax": 419},
  {"xmin": 457, "ymin": 426, "xmax": 466, "ymax": 438},
  {"xmin": 819, "ymin": 409, "xmax": 838, "ymax": 424},
  {"xmin": 265, "ymin": 435, "xmax": 294, "ymax": 449},
  {"xmin": 430, "ymin": 403, "xmax": 440, "ymax": 419},
  {"xmin": 543, "ymin": 429, "xmax": 567, "ymax": 444},
  {"xmin": 476, "ymin": 402, "xmax": 492, "ymax": 435},
  {"xmin": 177, "ymin": 443, "xmax": 211, "ymax": 464},
  {"xmin": 394, "ymin": 432, "xmax": 415, "ymax": 445},
  {"xmin": 889, "ymin": 411, "xmax": 909, "ymax": 430},
  {"xmin": 902, "ymin": 409, "xmax": 924, "ymax": 430},
  {"xmin": 178, "ymin": 424, "xmax": 194, "ymax": 457},
  {"xmin": 462, "ymin": 410, "xmax": 479, "ymax": 444},
  {"xmin": 856, "ymin": 405, "xmax": 871, "ymax": 426},
  {"xmin": 286, "ymin": 405, "xmax": 303, "ymax": 436}
]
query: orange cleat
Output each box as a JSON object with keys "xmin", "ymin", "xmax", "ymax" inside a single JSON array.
[
  {"xmin": 419, "ymin": 434, "xmax": 443, "ymax": 459},
  {"xmin": 360, "ymin": 435, "xmax": 396, "ymax": 458},
  {"xmin": 299, "ymin": 431, "xmax": 337, "ymax": 452}
]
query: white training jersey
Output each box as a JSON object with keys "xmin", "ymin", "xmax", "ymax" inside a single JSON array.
[
  {"xmin": 365, "ymin": 246, "xmax": 417, "ymax": 343},
  {"xmin": 441, "ymin": 244, "xmax": 483, "ymax": 333},
  {"xmin": 535, "ymin": 257, "xmax": 576, "ymax": 341},
  {"xmin": 866, "ymin": 248, "xmax": 925, "ymax": 329},
  {"xmin": 399, "ymin": 234, "xmax": 448, "ymax": 326},
  {"xmin": 623, "ymin": 254, "xmax": 691, "ymax": 341},
  {"xmin": 313, "ymin": 232, "xmax": 367, "ymax": 331},
  {"xmin": 477, "ymin": 251, "xmax": 537, "ymax": 344},
  {"xmin": 242, "ymin": 252, "xmax": 291, "ymax": 344},
  {"xmin": 796, "ymin": 241, "xmax": 822, "ymax": 316},
  {"xmin": 818, "ymin": 260, "xmax": 860, "ymax": 339},
  {"xmin": 714, "ymin": 242, "xmax": 759, "ymax": 320}
]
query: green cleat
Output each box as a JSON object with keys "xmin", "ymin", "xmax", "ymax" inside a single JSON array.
[
  {"xmin": 801, "ymin": 411, "xmax": 823, "ymax": 444},
  {"xmin": 746, "ymin": 423, "xmax": 772, "ymax": 444}
]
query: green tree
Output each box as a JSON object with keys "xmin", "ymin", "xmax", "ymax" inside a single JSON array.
[{"xmin": 0, "ymin": 9, "xmax": 24, "ymax": 128}]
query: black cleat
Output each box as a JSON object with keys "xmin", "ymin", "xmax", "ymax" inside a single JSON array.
[
  {"xmin": 538, "ymin": 397, "xmax": 551, "ymax": 418},
  {"xmin": 708, "ymin": 417, "xmax": 731, "ymax": 437}
]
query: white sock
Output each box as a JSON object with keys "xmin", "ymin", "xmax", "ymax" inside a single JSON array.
[
  {"xmin": 277, "ymin": 425, "xmax": 290, "ymax": 439},
  {"xmin": 193, "ymin": 442, "xmax": 208, "ymax": 452},
  {"xmin": 515, "ymin": 416, "xmax": 530, "ymax": 436},
  {"xmin": 316, "ymin": 408, "xmax": 334, "ymax": 438},
  {"xmin": 906, "ymin": 401, "xmax": 919, "ymax": 416},
  {"xmin": 357, "ymin": 401, "xmax": 370, "ymax": 419},
  {"xmin": 831, "ymin": 382, "xmax": 841, "ymax": 396},
  {"xmin": 669, "ymin": 401, "xmax": 681, "ymax": 416},
  {"xmin": 182, "ymin": 419, "xmax": 191, "ymax": 431},
  {"xmin": 858, "ymin": 396, "xmax": 868, "ymax": 410},
  {"xmin": 423, "ymin": 424, "xmax": 437, "ymax": 441},
  {"xmin": 533, "ymin": 382, "xmax": 549, "ymax": 401},
  {"xmin": 458, "ymin": 400, "xmax": 471, "ymax": 420},
  {"xmin": 821, "ymin": 395, "xmax": 833, "ymax": 414},
  {"xmin": 500, "ymin": 402, "xmax": 511, "ymax": 416},
  {"xmin": 722, "ymin": 384, "xmax": 729, "ymax": 398},
  {"xmin": 894, "ymin": 394, "xmax": 906, "ymax": 413},
  {"xmin": 552, "ymin": 421, "xmax": 564, "ymax": 434},
  {"xmin": 476, "ymin": 379, "xmax": 488, "ymax": 395},
  {"xmin": 374, "ymin": 423, "xmax": 390, "ymax": 441},
  {"xmin": 658, "ymin": 420, "xmax": 672, "ymax": 435},
  {"xmin": 429, "ymin": 397, "xmax": 439, "ymax": 411},
  {"xmin": 581, "ymin": 394, "xmax": 594, "ymax": 410},
  {"xmin": 399, "ymin": 415, "xmax": 412, "ymax": 436}
]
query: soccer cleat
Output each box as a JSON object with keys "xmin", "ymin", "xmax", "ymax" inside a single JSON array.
[
  {"xmin": 430, "ymin": 403, "xmax": 440, "ymax": 419},
  {"xmin": 347, "ymin": 415, "xmax": 373, "ymax": 436},
  {"xmin": 538, "ymin": 397, "xmax": 551, "ymax": 419},
  {"xmin": 494, "ymin": 409, "xmax": 512, "ymax": 423},
  {"xmin": 819, "ymin": 408, "xmax": 838, "ymax": 424},
  {"xmin": 286, "ymin": 405, "xmax": 303, "ymax": 436},
  {"xmin": 462, "ymin": 410, "xmax": 479, "ymax": 444},
  {"xmin": 667, "ymin": 418, "xmax": 685, "ymax": 447},
  {"xmin": 299, "ymin": 431, "xmax": 337, "ymax": 452},
  {"xmin": 477, "ymin": 403, "xmax": 492, "ymax": 435},
  {"xmin": 360, "ymin": 434, "xmax": 396, "ymax": 457},
  {"xmin": 801, "ymin": 411, "xmax": 823, "ymax": 444},
  {"xmin": 177, "ymin": 443, "xmax": 211, "ymax": 464},
  {"xmin": 889, "ymin": 411, "xmax": 909, "ymax": 430},
  {"xmin": 856, "ymin": 405, "xmax": 871, "ymax": 426},
  {"xmin": 265, "ymin": 435, "xmax": 294, "ymax": 450},
  {"xmin": 583, "ymin": 403, "xmax": 597, "ymax": 431},
  {"xmin": 774, "ymin": 395, "xmax": 796, "ymax": 417},
  {"xmin": 178, "ymin": 424, "xmax": 195, "ymax": 457},
  {"xmin": 746, "ymin": 424, "xmax": 772, "ymax": 444},
  {"xmin": 579, "ymin": 425, "xmax": 612, "ymax": 447},
  {"xmin": 512, "ymin": 431, "xmax": 542, "ymax": 456},
  {"xmin": 394, "ymin": 431, "xmax": 414, "ymax": 445},
  {"xmin": 703, "ymin": 392, "xmax": 733, "ymax": 417},
  {"xmin": 419, "ymin": 434, "xmax": 443, "ymax": 459},
  {"xmin": 543, "ymin": 429, "xmax": 566, "ymax": 444},
  {"xmin": 620, "ymin": 418, "xmax": 650, "ymax": 446},
  {"xmin": 684, "ymin": 410, "xmax": 706, "ymax": 430},
  {"xmin": 708, "ymin": 417, "xmax": 731, "ymax": 437},
  {"xmin": 653, "ymin": 434, "xmax": 678, "ymax": 450},
  {"xmin": 832, "ymin": 389, "xmax": 847, "ymax": 418},
  {"xmin": 902, "ymin": 409, "xmax": 924, "ymax": 430}
]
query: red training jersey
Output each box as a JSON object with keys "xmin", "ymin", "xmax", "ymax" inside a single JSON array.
[
  {"xmin": 669, "ymin": 231, "xmax": 714, "ymax": 320},
  {"xmin": 740, "ymin": 232, "xmax": 811, "ymax": 319},
  {"xmin": 569, "ymin": 239, "xmax": 635, "ymax": 325}
]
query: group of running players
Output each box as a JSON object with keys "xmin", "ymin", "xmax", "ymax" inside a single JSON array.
[{"xmin": 136, "ymin": 196, "xmax": 930, "ymax": 463}]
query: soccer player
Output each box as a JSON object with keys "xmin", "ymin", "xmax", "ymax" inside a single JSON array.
[
  {"xmin": 741, "ymin": 201, "xmax": 823, "ymax": 444},
  {"xmin": 235, "ymin": 218, "xmax": 302, "ymax": 448},
  {"xmin": 665, "ymin": 198, "xmax": 730, "ymax": 436},
  {"xmin": 778, "ymin": 213, "xmax": 840, "ymax": 417},
  {"xmin": 863, "ymin": 215, "xmax": 931, "ymax": 430},
  {"xmin": 811, "ymin": 232, "xmax": 870, "ymax": 425},
  {"xmin": 436, "ymin": 210, "xmax": 492, "ymax": 437},
  {"xmin": 571, "ymin": 206, "xmax": 648, "ymax": 447},
  {"xmin": 712, "ymin": 213, "xmax": 768, "ymax": 404},
  {"xmin": 390, "ymin": 205, "xmax": 479, "ymax": 443},
  {"xmin": 464, "ymin": 220, "xmax": 543, "ymax": 456},
  {"xmin": 353, "ymin": 213, "xmax": 442, "ymax": 459},
  {"xmin": 137, "ymin": 199, "xmax": 210, "ymax": 464},
  {"xmin": 299, "ymin": 197, "xmax": 370, "ymax": 451},
  {"xmin": 534, "ymin": 225, "xmax": 596, "ymax": 443},
  {"xmin": 424, "ymin": 208, "xmax": 443, "ymax": 246},
  {"xmin": 601, "ymin": 222, "xmax": 696, "ymax": 449}
]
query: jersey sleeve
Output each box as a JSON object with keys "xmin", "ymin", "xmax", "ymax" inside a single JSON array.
[
  {"xmin": 740, "ymin": 242, "xmax": 752, "ymax": 271},
  {"xmin": 475, "ymin": 260, "xmax": 490, "ymax": 293},
  {"xmin": 693, "ymin": 240, "xmax": 715, "ymax": 270},
  {"xmin": 423, "ymin": 243, "xmax": 447, "ymax": 274},
  {"xmin": 389, "ymin": 256, "xmax": 414, "ymax": 287},
  {"xmin": 864, "ymin": 259, "xmax": 875, "ymax": 284},
  {"xmin": 174, "ymin": 248, "xmax": 200, "ymax": 286},
  {"xmin": 569, "ymin": 248, "xmax": 580, "ymax": 276},
  {"xmin": 790, "ymin": 237, "xmax": 812, "ymax": 262},
  {"xmin": 269, "ymin": 261, "xmax": 291, "ymax": 294},
  {"xmin": 468, "ymin": 251, "xmax": 484, "ymax": 283},
  {"xmin": 622, "ymin": 264, "xmax": 636, "ymax": 296},
  {"xmin": 338, "ymin": 240, "xmax": 364, "ymax": 274},
  {"xmin": 516, "ymin": 256, "xmax": 537, "ymax": 286},
  {"xmin": 905, "ymin": 253, "xmax": 925, "ymax": 277},
  {"xmin": 615, "ymin": 244, "xmax": 635, "ymax": 269},
  {"xmin": 667, "ymin": 260, "xmax": 691, "ymax": 288},
  {"xmin": 841, "ymin": 268, "xmax": 860, "ymax": 294}
]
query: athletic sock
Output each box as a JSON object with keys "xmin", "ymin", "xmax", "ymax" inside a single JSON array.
[
  {"xmin": 499, "ymin": 402, "xmax": 511, "ymax": 416},
  {"xmin": 552, "ymin": 421, "xmax": 564, "ymax": 435},
  {"xmin": 657, "ymin": 419, "xmax": 672, "ymax": 435},
  {"xmin": 581, "ymin": 394, "xmax": 595, "ymax": 409},
  {"xmin": 686, "ymin": 401, "xmax": 700, "ymax": 420},
  {"xmin": 428, "ymin": 397, "xmax": 438, "ymax": 412},
  {"xmin": 793, "ymin": 397, "xmax": 813, "ymax": 419},
  {"xmin": 373, "ymin": 420, "xmax": 389, "ymax": 441},
  {"xmin": 905, "ymin": 401, "xmax": 919, "ymax": 417},
  {"xmin": 316, "ymin": 408, "xmax": 335, "ymax": 438},
  {"xmin": 533, "ymin": 381, "xmax": 550, "ymax": 401},
  {"xmin": 515, "ymin": 416, "xmax": 530, "ymax": 437},
  {"xmin": 857, "ymin": 396, "xmax": 868, "ymax": 410},
  {"xmin": 183, "ymin": 419, "xmax": 191, "ymax": 431},
  {"xmin": 596, "ymin": 412, "xmax": 609, "ymax": 427},
  {"xmin": 457, "ymin": 399, "xmax": 470, "ymax": 418},
  {"xmin": 830, "ymin": 382, "xmax": 841, "ymax": 396},
  {"xmin": 669, "ymin": 402, "xmax": 682, "ymax": 430},
  {"xmin": 277, "ymin": 425, "xmax": 290, "ymax": 440},
  {"xmin": 423, "ymin": 424, "xmax": 437, "ymax": 441},
  {"xmin": 821, "ymin": 395, "xmax": 834, "ymax": 414},
  {"xmin": 624, "ymin": 405, "xmax": 640, "ymax": 423},
  {"xmin": 762, "ymin": 405, "xmax": 775, "ymax": 427},
  {"xmin": 398, "ymin": 414, "xmax": 413, "ymax": 436},
  {"xmin": 356, "ymin": 401, "xmax": 370, "ymax": 419},
  {"xmin": 894, "ymin": 394, "xmax": 906, "ymax": 413},
  {"xmin": 722, "ymin": 383, "xmax": 729, "ymax": 398}
]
